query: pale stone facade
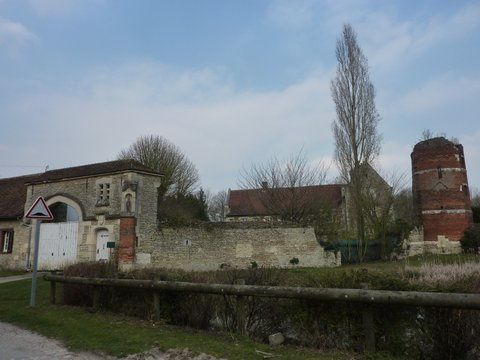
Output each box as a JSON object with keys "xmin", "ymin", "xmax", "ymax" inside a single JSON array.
[
  {"xmin": 403, "ymin": 226, "xmax": 462, "ymax": 257},
  {"xmin": 0, "ymin": 220, "xmax": 31, "ymax": 269},
  {"xmin": 135, "ymin": 224, "xmax": 341, "ymax": 271},
  {"xmin": 0, "ymin": 160, "xmax": 340, "ymax": 271},
  {"xmin": 0, "ymin": 161, "xmax": 162, "ymax": 270}
]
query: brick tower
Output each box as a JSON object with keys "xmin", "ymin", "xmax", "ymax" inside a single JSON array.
[{"xmin": 411, "ymin": 137, "xmax": 472, "ymax": 243}]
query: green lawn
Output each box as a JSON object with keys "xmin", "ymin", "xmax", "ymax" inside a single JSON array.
[
  {"xmin": 0, "ymin": 279, "xmax": 360, "ymax": 359},
  {"xmin": 0, "ymin": 269, "xmax": 27, "ymax": 277},
  {"xmin": 287, "ymin": 253, "xmax": 478, "ymax": 275},
  {"xmin": 1, "ymin": 254, "xmax": 472, "ymax": 359}
]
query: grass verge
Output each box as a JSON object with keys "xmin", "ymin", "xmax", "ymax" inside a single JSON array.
[
  {"xmin": 0, "ymin": 269, "xmax": 28, "ymax": 277},
  {"xmin": 0, "ymin": 279, "xmax": 360, "ymax": 360}
]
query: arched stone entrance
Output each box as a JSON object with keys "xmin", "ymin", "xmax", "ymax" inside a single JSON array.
[{"xmin": 37, "ymin": 196, "xmax": 83, "ymax": 270}]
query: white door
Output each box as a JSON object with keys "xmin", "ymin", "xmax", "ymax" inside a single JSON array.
[
  {"xmin": 96, "ymin": 230, "xmax": 110, "ymax": 261},
  {"xmin": 38, "ymin": 222, "xmax": 78, "ymax": 270}
]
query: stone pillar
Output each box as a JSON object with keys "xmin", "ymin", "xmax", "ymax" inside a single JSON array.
[{"xmin": 118, "ymin": 216, "xmax": 136, "ymax": 269}]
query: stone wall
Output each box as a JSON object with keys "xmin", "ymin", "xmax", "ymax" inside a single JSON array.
[
  {"xmin": 1, "ymin": 170, "xmax": 161, "ymax": 270},
  {"xmin": 0, "ymin": 220, "xmax": 31, "ymax": 269},
  {"xmin": 403, "ymin": 226, "xmax": 462, "ymax": 257},
  {"xmin": 135, "ymin": 224, "xmax": 341, "ymax": 271}
]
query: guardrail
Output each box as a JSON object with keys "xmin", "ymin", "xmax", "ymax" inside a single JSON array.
[{"xmin": 43, "ymin": 274, "xmax": 480, "ymax": 353}]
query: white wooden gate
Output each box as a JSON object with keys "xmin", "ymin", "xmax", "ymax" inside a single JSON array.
[{"xmin": 38, "ymin": 222, "xmax": 78, "ymax": 270}]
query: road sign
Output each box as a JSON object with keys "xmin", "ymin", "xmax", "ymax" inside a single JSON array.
[
  {"xmin": 25, "ymin": 196, "xmax": 54, "ymax": 307},
  {"xmin": 25, "ymin": 196, "xmax": 53, "ymax": 220}
]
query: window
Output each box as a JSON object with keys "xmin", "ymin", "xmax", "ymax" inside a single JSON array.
[
  {"xmin": 437, "ymin": 166, "xmax": 443, "ymax": 179},
  {"xmin": 0, "ymin": 230, "xmax": 14, "ymax": 254},
  {"xmin": 97, "ymin": 182, "xmax": 111, "ymax": 206}
]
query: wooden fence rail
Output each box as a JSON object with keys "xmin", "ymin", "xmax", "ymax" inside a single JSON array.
[
  {"xmin": 43, "ymin": 274, "xmax": 480, "ymax": 353},
  {"xmin": 44, "ymin": 274, "xmax": 480, "ymax": 309}
]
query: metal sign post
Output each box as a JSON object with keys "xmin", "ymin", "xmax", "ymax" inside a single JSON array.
[
  {"xmin": 30, "ymin": 220, "xmax": 41, "ymax": 307},
  {"xmin": 25, "ymin": 196, "xmax": 53, "ymax": 307}
]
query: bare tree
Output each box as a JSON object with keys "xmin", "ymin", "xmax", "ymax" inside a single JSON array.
[
  {"xmin": 420, "ymin": 129, "xmax": 459, "ymax": 144},
  {"xmin": 118, "ymin": 135, "xmax": 199, "ymax": 197},
  {"xmin": 421, "ymin": 129, "xmax": 434, "ymax": 141},
  {"xmin": 331, "ymin": 24, "xmax": 381, "ymax": 245},
  {"xmin": 362, "ymin": 170, "xmax": 408, "ymax": 259},
  {"xmin": 472, "ymin": 187, "xmax": 480, "ymax": 208},
  {"xmin": 207, "ymin": 190, "xmax": 229, "ymax": 222},
  {"xmin": 238, "ymin": 149, "xmax": 329, "ymax": 222}
]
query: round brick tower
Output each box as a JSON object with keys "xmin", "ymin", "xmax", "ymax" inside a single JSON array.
[{"xmin": 411, "ymin": 137, "xmax": 472, "ymax": 243}]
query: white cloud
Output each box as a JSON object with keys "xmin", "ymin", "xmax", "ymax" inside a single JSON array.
[
  {"xmin": 266, "ymin": 1, "xmax": 480, "ymax": 73},
  {"xmin": 0, "ymin": 17, "xmax": 36, "ymax": 55},
  {"xmin": 266, "ymin": 0, "xmax": 317, "ymax": 28},
  {"xmin": 362, "ymin": 3, "xmax": 480, "ymax": 72},
  {"xmin": 3, "ymin": 61, "xmax": 336, "ymax": 191},
  {"xmin": 27, "ymin": 0, "xmax": 93, "ymax": 17},
  {"xmin": 400, "ymin": 74, "xmax": 480, "ymax": 114},
  {"xmin": 460, "ymin": 130, "xmax": 480, "ymax": 189}
]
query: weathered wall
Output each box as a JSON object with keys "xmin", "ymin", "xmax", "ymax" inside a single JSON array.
[
  {"xmin": 2, "ymin": 170, "xmax": 161, "ymax": 270},
  {"xmin": 135, "ymin": 224, "xmax": 341, "ymax": 271},
  {"xmin": 411, "ymin": 137, "xmax": 472, "ymax": 243},
  {"xmin": 0, "ymin": 220, "xmax": 31, "ymax": 269},
  {"xmin": 404, "ymin": 226, "xmax": 461, "ymax": 257}
]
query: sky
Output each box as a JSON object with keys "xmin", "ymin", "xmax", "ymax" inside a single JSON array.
[{"xmin": 0, "ymin": 0, "xmax": 479, "ymax": 193}]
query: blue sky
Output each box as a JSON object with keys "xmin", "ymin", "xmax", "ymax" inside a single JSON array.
[{"xmin": 0, "ymin": 0, "xmax": 479, "ymax": 193}]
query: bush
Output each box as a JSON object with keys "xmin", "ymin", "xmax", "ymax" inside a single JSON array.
[
  {"xmin": 460, "ymin": 225, "xmax": 480, "ymax": 254},
  {"xmin": 60, "ymin": 262, "xmax": 480, "ymax": 357}
]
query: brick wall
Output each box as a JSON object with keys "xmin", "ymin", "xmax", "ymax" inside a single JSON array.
[
  {"xmin": 411, "ymin": 137, "xmax": 472, "ymax": 243},
  {"xmin": 118, "ymin": 217, "xmax": 136, "ymax": 268}
]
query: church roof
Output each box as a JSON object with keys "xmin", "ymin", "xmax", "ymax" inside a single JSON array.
[{"xmin": 227, "ymin": 184, "xmax": 344, "ymax": 217}]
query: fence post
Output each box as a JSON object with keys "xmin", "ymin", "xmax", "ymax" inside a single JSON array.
[
  {"xmin": 92, "ymin": 286, "xmax": 100, "ymax": 311},
  {"xmin": 49, "ymin": 281, "xmax": 56, "ymax": 305},
  {"xmin": 362, "ymin": 307, "xmax": 376, "ymax": 353},
  {"xmin": 361, "ymin": 283, "xmax": 375, "ymax": 353},
  {"xmin": 153, "ymin": 292, "xmax": 161, "ymax": 321},
  {"xmin": 236, "ymin": 295, "xmax": 246, "ymax": 335}
]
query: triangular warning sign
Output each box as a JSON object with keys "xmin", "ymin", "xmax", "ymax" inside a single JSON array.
[{"xmin": 25, "ymin": 196, "xmax": 54, "ymax": 220}]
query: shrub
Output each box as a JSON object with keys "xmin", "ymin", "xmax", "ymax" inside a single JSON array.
[
  {"xmin": 460, "ymin": 225, "xmax": 480, "ymax": 254},
  {"xmin": 59, "ymin": 262, "xmax": 480, "ymax": 357},
  {"xmin": 289, "ymin": 257, "xmax": 299, "ymax": 265}
]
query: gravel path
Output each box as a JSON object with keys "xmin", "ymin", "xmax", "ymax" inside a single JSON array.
[
  {"xmin": 0, "ymin": 322, "xmax": 222, "ymax": 360},
  {"xmin": 0, "ymin": 322, "xmax": 106, "ymax": 359},
  {"xmin": 0, "ymin": 274, "xmax": 33, "ymax": 284}
]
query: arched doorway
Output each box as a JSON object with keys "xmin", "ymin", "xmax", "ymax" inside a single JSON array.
[{"xmin": 38, "ymin": 198, "xmax": 81, "ymax": 270}]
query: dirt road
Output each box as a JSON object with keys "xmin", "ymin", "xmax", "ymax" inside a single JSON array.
[{"xmin": 0, "ymin": 322, "xmax": 221, "ymax": 359}]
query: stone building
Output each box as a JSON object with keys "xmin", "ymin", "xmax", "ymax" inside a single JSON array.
[
  {"xmin": 0, "ymin": 160, "xmax": 339, "ymax": 270},
  {"xmin": 0, "ymin": 160, "xmax": 162, "ymax": 270},
  {"xmin": 410, "ymin": 137, "xmax": 472, "ymax": 253},
  {"xmin": 226, "ymin": 164, "xmax": 391, "ymax": 238}
]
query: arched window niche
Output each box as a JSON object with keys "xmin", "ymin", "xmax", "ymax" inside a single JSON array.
[
  {"xmin": 45, "ymin": 196, "xmax": 83, "ymax": 223},
  {"xmin": 49, "ymin": 202, "xmax": 80, "ymax": 222}
]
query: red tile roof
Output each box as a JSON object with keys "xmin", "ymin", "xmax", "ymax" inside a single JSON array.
[
  {"xmin": 227, "ymin": 184, "xmax": 344, "ymax": 217},
  {"xmin": 0, "ymin": 160, "xmax": 160, "ymax": 219}
]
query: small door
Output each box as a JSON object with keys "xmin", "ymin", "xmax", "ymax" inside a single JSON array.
[{"xmin": 96, "ymin": 230, "xmax": 110, "ymax": 261}]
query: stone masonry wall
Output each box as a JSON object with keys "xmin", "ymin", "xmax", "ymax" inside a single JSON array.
[
  {"xmin": 135, "ymin": 225, "xmax": 341, "ymax": 271},
  {"xmin": 0, "ymin": 220, "xmax": 31, "ymax": 269}
]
